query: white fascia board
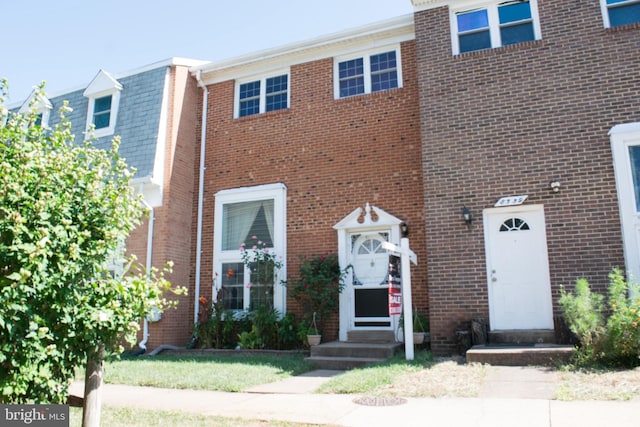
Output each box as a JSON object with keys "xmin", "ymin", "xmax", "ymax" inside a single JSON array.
[
  {"xmin": 610, "ymin": 122, "xmax": 640, "ymax": 135},
  {"xmin": 411, "ymin": 0, "xmax": 450, "ymax": 12},
  {"xmin": 193, "ymin": 15, "xmax": 415, "ymax": 85}
]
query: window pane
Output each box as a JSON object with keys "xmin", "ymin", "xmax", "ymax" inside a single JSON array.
[
  {"xmin": 339, "ymin": 77, "xmax": 365, "ymax": 97},
  {"xmin": 608, "ymin": 3, "xmax": 640, "ymax": 26},
  {"xmin": 266, "ymin": 93, "xmax": 287, "ymax": 112},
  {"xmin": 221, "ymin": 263, "xmax": 245, "ymax": 310},
  {"xmin": 457, "ymin": 9, "xmax": 489, "ymax": 32},
  {"xmin": 222, "ymin": 200, "xmax": 274, "ymax": 250},
  {"xmin": 630, "ymin": 146, "xmax": 640, "ymax": 211},
  {"xmin": 266, "ymin": 74, "xmax": 288, "ymax": 112},
  {"xmin": 239, "ymin": 99, "xmax": 260, "ymax": 117},
  {"xmin": 94, "ymin": 95, "xmax": 112, "ymax": 113},
  {"xmin": 370, "ymin": 51, "xmax": 396, "ymax": 73},
  {"xmin": 266, "ymin": 75, "xmax": 287, "ymax": 94},
  {"xmin": 339, "ymin": 58, "xmax": 364, "ymax": 79},
  {"xmin": 499, "ymin": 1, "xmax": 532, "ymax": 24},
  {"xmin": 239, "ymin": 81, "xmax": 260, "ymax": 100},
  {"xmin": 459, "ymin": 30, "xmax": 492, "ymax": 53},
  {"xmin": 93, "ymin": 111, "xmax": 110, "ymax": 129},
  {"xmin": 501, "ymin": 22, "xmax": 535, "ymax": 45},
  {"xmin": 372, "ymin": 71, "xmax": 398, "ymax": 92}
]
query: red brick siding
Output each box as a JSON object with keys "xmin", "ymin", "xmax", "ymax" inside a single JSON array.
[
  {"xmin": 193, "ymin": 41, "xmax": 426, "ymax": 342},
  {"xmin": 128, "ymin": 65, "xmax": 199, "ymax": 351},
  {"xmin": 414, "ymin": 2, "xmax": 638, "ymax": 354}
]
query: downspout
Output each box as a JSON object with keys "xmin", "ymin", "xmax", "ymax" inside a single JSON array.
[
  {"xmin": 138, "ymin": 184, "xmax": 155, "ymax": 352},
  {"xmin": 194, "ymin": 70, "xmax": 208, "ymax": 325}
]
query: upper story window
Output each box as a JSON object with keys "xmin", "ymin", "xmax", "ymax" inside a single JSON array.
[
  {"xmin": 83, "ymin": 70, "xmax": 122, "ymax": 138},
  {"xmin": 601, "ymin": 0, "xmax": 640, "ymax": 28},
  {"xmin": 452, "ymin": 1, "xmax": 541, "ymax": 54},
  {"xmin": 236, "ymin": 72, "xmax": 289, "ymax": 118},
  {"xmin": 19, "ymin": 91, "xmax": 52, "ymax": 128},
  {"xmin": 92, "ymin": 95, "xmax": 113, "ymax": 130},
  {"xmin": 335, "ymin": 47, "xmax": 402, "ymax": 99}
]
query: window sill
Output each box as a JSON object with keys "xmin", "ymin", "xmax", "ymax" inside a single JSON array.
[
  {"xmin": 454, "ymin": 39, "xmax": 543, "ymax": 59},
  {"xmin": 234, "ymin": 108, "xmax": 290, "ymax": 121},
  {"xmin": 605, "ymin": 21, "xmax": 640, "ymax": 33},
  {"xmin": 334, "ymin": 86, "xmax": 403, "ymax": 103}
]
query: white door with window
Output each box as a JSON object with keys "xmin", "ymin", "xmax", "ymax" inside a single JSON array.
[
  {"xmin": 484, "ymin": 205, "xmax": 554, "ymax": 330},
  {"xmin": 349, "ymin": 232, "xmax": 392, "ymax": 329},
  {"xmin": 334, "ymin": 204, "xmax": 404, "ymax": 340},
  {"xmin": 611, "ymin": 123, "xmax": 640, "ymax": 283}
]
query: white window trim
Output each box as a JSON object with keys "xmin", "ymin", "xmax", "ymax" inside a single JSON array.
[
  {"xmin": 213, "ymin": 183, "xmax": 287, "ymax": 313},
  {"xmin": 600, "ymin": 0, "xmax": 640, "ymax": 28},
  {"xmin": 85, "ymin": 90, "xmax": 121, "ymax": 138},
  {"xmin": 333, "ymin": 44, "xmax": 403, "ymax": 100},
  {"xmin": 450, "ymin": 0, "xmax": 542, "ymax": 55},
  {"xmin": 234, "ymin": 70, "xmax": 290, "ymax": 119},
  {"xmin": 83, "ymin": 70, "xmax": 123, "ymax": 138},
  {"xmin": 19, "ymin": 91, "xmax": 52, "ymax": 128},
  {"xmin": 610, "ymin": 122, "xmax": 640, "ymax": 284}
]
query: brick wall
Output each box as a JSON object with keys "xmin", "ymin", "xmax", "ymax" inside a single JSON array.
[
  {"xmin": 414, "ymin": 1, "xmax": 638, "ymax": 354},
  {"xmin": 194, "ymin": 41, "xmax": 426, "ymax": 342},
  {"xmin": 128, "ymin": 65, "xmax": 200, "ymax": 351}
]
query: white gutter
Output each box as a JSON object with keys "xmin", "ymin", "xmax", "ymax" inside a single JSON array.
[
  {"xmin": 138, "ymin": 186, "xmax": 155, "ymax": 351},
  {"xmin": 193, "ymin": 70, "xmax": 208, "ymax": 324}
]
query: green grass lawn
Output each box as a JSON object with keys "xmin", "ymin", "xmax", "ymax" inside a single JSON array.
[
  {"xmin": 104, "ymin": 352, "xmax": 314, "ymax": 392},
  {"xmin": 69, "ymin": 406, "xmax": 318, "ymax": 427}
]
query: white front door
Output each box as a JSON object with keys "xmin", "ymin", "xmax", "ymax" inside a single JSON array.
[
  {"xmin": 484, "ymin": 205, "xmax": 554, "ymax": 330},
  {"xmin": 610, "ymin": 123, "xmax": 640, "ymax": 283},
  {"xmin": 349, "ymin": 232, "xmax": 392, "ymax": 329}
]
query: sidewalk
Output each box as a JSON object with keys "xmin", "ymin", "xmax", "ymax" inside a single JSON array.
[{"xmin": 70, "ymin": 366, "xmax": 640, "ymax": 426}]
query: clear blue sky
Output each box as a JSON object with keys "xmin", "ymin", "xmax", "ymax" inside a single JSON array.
[{"xmin": 2, "ymin": 0, "xmax": 414, "ymax": 104}]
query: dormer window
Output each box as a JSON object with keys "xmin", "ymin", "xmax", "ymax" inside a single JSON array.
[
  {"xmin": 601, "ymin": 0, "xmax": 640, "ymax": 28},
  {"xmin": 452, "ymin": 1, "xmax": 541, "ymax": 54},
  {"xmin": 83, "ymin": 70, "xmax": 122, "ymax": 138},
  {"xmin": 93, "ymin": 95, "xmax": 113, "ymax": 130},
  {"xmin": 19, "ymin": 91, "xmax": 52, "ymax": 128}
]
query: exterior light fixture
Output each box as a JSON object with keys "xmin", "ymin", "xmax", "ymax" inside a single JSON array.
[
  {"xmin": 400, "ymin": 222, "xmax": 409, "ymax": 237},
  {"xmin": 550, "ymin": 181, "xmax": 561, "ymax": 192},
  {"xmin": 462, "ymin": 207, "xmax": 472, "ymax": 230}
]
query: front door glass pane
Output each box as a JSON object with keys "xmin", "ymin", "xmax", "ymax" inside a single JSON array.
[{"xmin": 630, "ymin": 146, "xmax": 640, "ymax": 212}]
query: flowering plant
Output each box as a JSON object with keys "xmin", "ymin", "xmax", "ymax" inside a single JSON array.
[
  {"xmin": 240, "ymin": 236, "xmax": 283, "ymax": 309},
  {"xmin": 290, "ymin": 254, "xmax": 349, "ymax": 335}
]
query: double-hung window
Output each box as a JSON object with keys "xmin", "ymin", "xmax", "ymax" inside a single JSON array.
[
  {"xmin": 601, "ymin": 0, "xmax": 640, "ymax": 28},
  {"xmin": 83, "ymin": 70, "xmax": 122, "ymax": 138},
  {"xmin": 236, "ymin": 72, "xmax": 289, "ymax": 118},
  {"xmin": 453, "ymin": 1, "xmax": 541, "ymax": 54},
  {"xmin": 214, "ymin": 184, "xmax": 287, "ymax": 312},
  {"xmin": 335, "ymin": 47, "xmax": 402, "ymax": 99}
]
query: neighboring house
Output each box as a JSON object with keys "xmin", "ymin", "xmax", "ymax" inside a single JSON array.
[
  {"xmin": 11, "ymin": 0, "xmax": 639, "ymax": 356},
  {"xmin": 411, "ymin": 0, "xmax": 640, "ymax": 354},
  {"xmin": 14, "ymin": 58, "xmax": 207, "ymax": 351},
  {"xmin": 190, "ymin": 16, "xmax": 427, "ymax": 343}
]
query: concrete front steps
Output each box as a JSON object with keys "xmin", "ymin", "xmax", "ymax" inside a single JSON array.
[
  {"xmin": 306, "ymin": 330, "xmax": 402, "ymax": 370},
  {"xmin": 466, "ymin": 329, "xmax": 575, "ymax": 366}
]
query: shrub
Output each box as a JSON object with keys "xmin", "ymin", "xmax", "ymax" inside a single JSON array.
[{"xmin": 560, "ymin": 269, "xmax": 640, "ymax": 367}]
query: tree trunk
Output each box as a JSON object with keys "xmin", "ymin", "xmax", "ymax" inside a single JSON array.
[{"xmin": 82, "ymin": 343, "xmax": 105, "ymax": 427}]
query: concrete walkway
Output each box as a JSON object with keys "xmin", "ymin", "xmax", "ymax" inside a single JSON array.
[{"xmin": 70, "ymin": 366, "xmax": 640, "ymax": 426}]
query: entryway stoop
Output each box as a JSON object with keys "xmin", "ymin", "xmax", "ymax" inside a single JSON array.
[
  {"xmin": 466, "ymin": 330, "xmax": 575, "ymax": 366},
  {"xmin": 305, "ymin": 331, "xmax": 402, "ymax": 370}
]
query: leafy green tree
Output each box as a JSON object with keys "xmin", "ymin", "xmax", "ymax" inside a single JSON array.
[{"xmin": 0, "ymin": 81, "xmax": 184, "ymax": 408}]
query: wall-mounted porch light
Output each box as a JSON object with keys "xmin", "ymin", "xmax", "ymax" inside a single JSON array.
[
  {"xmin": 549, "ymin": 180, "xmax": 561, "ymax": 193},
  {"xmin": 400, "ymin": 222, "xmax": 409, "ymax": 237},
  {"xmin": 462, "ymin": 207, "xmax": 473, "ymax": 230}
]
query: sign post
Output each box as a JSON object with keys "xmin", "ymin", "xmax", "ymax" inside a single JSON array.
[{"xmin": 383, "ymin": 238, "xmax": 418, "ymax": 360}]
